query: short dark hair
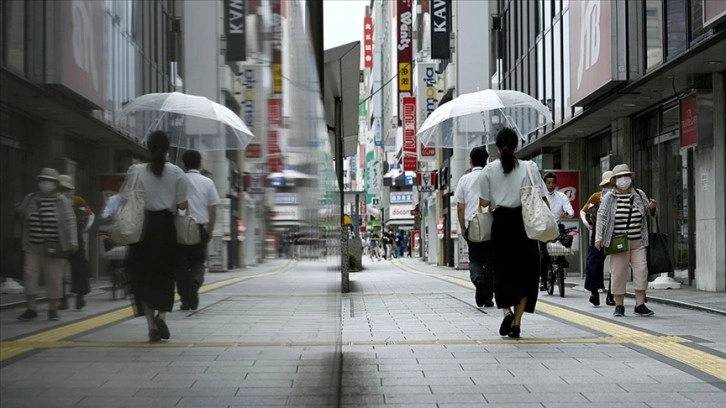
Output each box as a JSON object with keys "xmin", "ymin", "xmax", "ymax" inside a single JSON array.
[
  {"xmin": 470, "ymin": 146, "xmax": 489, "ymax": 167},
  {"xmin": 182, "ymin": 150, "xmax": 202, "ymax": 170},
  {"xmin": 543, "ymin": 172, "xmax": 557, "ymax": 182}
]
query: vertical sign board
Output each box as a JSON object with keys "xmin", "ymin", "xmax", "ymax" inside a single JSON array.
[
  {"xmin": 224, "ymin": 0, "xmax": 246, "ymax": 61},
  {"xmin": 430, "ymin": 0, "xmax": 451, "ymax": 59},
  {"xmin": 242, "ymin": 66, "xmax": 262, "ymax": 160},
  {"xmin": 397, "ymin": 0, "xmax": 413, "ymax": 121},
  {"xmin": 268, "ymin": 97, "xmax": 282, "ymax": 172},
  {"xmin": 363, "ymin": 16, "xmax": 373, "ymax": 68},
  {"xmin": 270, "ymin": 0, "xmax": 283, "ymax": 94},
  {"xmin": 569, "ymin": 1, "xmax": 614, "ymax": 106},
  {"xmin": 544, "ymin": 170, "xmax": 580, "ymax": 219},
  {"xmin": 417, "ymin": 63, "xmax": 437, "ymax": 157},
  {"xmin": 402, "ymin": 97, "xmax": 417, "ymax": 171},
  {"xmin": 680, "ymin": 94, "xmax": 698, "ymax": 148}
]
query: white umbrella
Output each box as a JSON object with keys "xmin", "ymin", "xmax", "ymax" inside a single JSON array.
[
  {"xmin": 116, "ymin": 92, "xmax": 255, "ymax": 150},
  {"xmin": 417, "ymin": 89, "xmax": 553, "ymax": 149}
]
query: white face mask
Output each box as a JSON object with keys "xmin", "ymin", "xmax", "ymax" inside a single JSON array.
[
  {"xmin": 38, "ymin": 181, "xmax": 56, "ymax": 194},
  {"xmin": 616, "ymin": 176, "xmax": 632, "ymax": 190}
]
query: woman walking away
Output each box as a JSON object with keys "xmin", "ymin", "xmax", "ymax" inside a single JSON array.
[
  {"xmin": 125, "ymin": 130, "xmax": 189, "ymax": 341},
  {"xmin": 477, "ymin": 128, "xmax": 549, "ymax": 338},
  {"xmin": 15, "ymin": 168, "xmax": 78, "ymax": 321},
  {"xmin": 595, "ymin": 164, "xmax": 657, "ymax": 317},
  {"xmin": 580, "ymin": 171, "xmax": 613, "ymax": 306}
]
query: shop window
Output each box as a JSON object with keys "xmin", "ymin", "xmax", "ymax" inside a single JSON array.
[
  {"xmin": 661, "ymin": 105, "xmax": 679, "ymax": 132},
  {"xmin": 665, "ymin": 0, "xmax": 687, "ymax": 59},
  {"xmin": 645, "ymin": 0, "xmax": 664, "ymax": 70}
]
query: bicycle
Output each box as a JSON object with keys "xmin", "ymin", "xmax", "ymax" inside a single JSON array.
[{"xmin": 545, "ymin": 226, "xmax": 579, "ymax": 298}]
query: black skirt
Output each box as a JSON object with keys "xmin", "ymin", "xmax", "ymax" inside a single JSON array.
[
  {"xmin": 126, "ymin": 210, "xmax": 178, "ymax": 314},
  {"xmin": 491, "ymin": 206, "xmax": 540, "ymax": 313}
]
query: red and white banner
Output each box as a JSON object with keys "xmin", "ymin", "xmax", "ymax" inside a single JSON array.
[
  {"xmin": 363, "ymin": 16, "xmax": 373, "ymax": 68},
  {"xmin": 402, "ymin": 97, "xmax": 417, "ymax": 171},
  {"xmin": 268, "ymin": 96, "xmax": 283, "ymax": 172},
  {"xmin": 680, "ymin": 94, "xmax": 698, "ymax": 148}
]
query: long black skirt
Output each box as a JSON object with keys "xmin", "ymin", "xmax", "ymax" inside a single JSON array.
[
  {"xmin": 491, "ymin": 206, "xmax": 540, "ymax": 313},
  {"xmin": 126, "ymin": 210, "xmax": 178, "ymax": 315}
]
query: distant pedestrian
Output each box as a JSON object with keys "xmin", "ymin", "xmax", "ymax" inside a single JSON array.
[
  {"xmin": 124, "ymin": 130, "xmax": 189, "ymax": 341},
  {"xmin": 595, "ymin": 164, "xmax": 657, "ymax": 317},
  {"xmin": 454, "ymin": 146, "xmax": 494, "ymax": 308},
  {"xmin": 57, "ymin": 175, "xmax": 95, "ymax": 310},
  {"xmin": 176, "ymin": 150, "xmax": 220, "ymax": 311},
  {"xmin": 15, "ymin": 168, "xmax": 78, "ymax": 322},
  {"xmin": 538, "ymin": 172, "xmax": 574, "ymax": 291},
  {"xmin": 477, "ymin": 128, "xmax": 549, "ymax": 338},
  {"xmin": 580, "ymin": 171, "xmax": 614, "ymax": 306}
]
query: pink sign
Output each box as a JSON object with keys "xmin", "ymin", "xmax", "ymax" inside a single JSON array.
[
  {"xmin": 546, "ymin": 170, "xmax": 580, "ymax": 219},
  {"xmin": 680, "ymin": 94, "xmax": 698, "ymax": 148},
  {"xmin": 569, "ymin": 1, "xmax": 613, "ymax": 106}
]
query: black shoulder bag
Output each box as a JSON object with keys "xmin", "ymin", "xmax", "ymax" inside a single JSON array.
[{"xmin": 636, "ymin": 189, "xmax": 674, "ymax": 275}]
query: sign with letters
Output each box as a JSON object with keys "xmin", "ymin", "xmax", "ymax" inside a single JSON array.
[
  {"xmin": 224, "ymin": 0, "xmax": 246, "ymax": 61},
  {"xmin": 430, "ymin": 0, "xmax": 451, "ymax": 59}
]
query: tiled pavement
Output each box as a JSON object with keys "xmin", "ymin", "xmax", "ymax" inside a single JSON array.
[{"xmin": 1, "ymin": 255, "xmax": 725, "ymax": 407}]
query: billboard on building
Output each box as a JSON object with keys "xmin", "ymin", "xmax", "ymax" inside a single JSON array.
[
  {"xmin": 402, "ymin": 97, "xmax": 417, "ymax": 171},
  {"xmin": 270, "ymin": 0, "xmax": 283, "ymax": 94},
  {"xmin": 224, "ymin": 0, "xmax": 246, "ymax": 61},
  {"xmin": 416, "ymin": 63, "xmax": 437, "ymax": 157},
  {"xmin": 430, "ymin": 0, "xmax": 451, "ymax": 59},
  {"xmin": 397, "ymin": 0, "xmax": 414, "ymax": 119},
  {"xmin": 240, "ymin": 65, "xmax": 265, "ymax": 164},
  {"xmin": 363, "ymin": 16, "xmax": 374, "ymax": 68}
]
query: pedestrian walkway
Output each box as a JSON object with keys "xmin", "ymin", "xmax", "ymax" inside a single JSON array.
[{"xmin": 1, "ymin": 256, "xmax": 724, "ymax": 407}]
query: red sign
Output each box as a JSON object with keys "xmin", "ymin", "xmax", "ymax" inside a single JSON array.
[
  {"xmin": 268, "ymin": 156, "xmax": 283, "ymax": 173},
  {"xmin": 268, "ymin": 97, "xmax": 281, "ymax": 126},
  {"xmin": 402, "ymin": 97, "xmax": 417, "ymax": 154},
  {"xmin": 680, "ymin": 94, "xmax": 698, "ymax": 148},
  {"xmin": 420, "ymin": 143, "xmax": 435, "ymax": 157},
  {"xmin": 245, "ymin": 144, "xmax": 262, "ymax": 158},
  {"xmin": 363, "ymin": 16, "xmax": 373, "ymax": 68},
  {"xmin": 397, "ymin": 0, "xmax": 413, "ymax": 117},
  {"xmin": 545, "ymin": 170, "xmax": 580, "ymax": 219},
  {"xmin": 403, "ymin": 155, "xmax": 417, "ymax": 172},
  {"xmin": 416, "ymin": 171, "xmax": 437, "ymax": 192},
  {"xmin": 268, "ymin": 130, "xmax": 281, "ymax": 154}
]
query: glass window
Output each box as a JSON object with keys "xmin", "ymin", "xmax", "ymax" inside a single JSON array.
[
  {"xmin": 543, "ymin": 0, "xmax": 552, "ymax": 31},
  {"xmin": 544, "ymin": 30, "xmax": 553, "ymax": 117},
  {"xmin": 661, "ymin": 105, "xmax": 679, "ymax": 131},
  {"xmin": 562, "ymin": 7, "xmax": 572, "ymax": 120},
  {"xmin": 537, "ymin": 38, "xmax": 545, "ymax": 105},
  {"xmin": 554, "ymin": 0, "xmax": 561, "ymax": 17},
  {"xmin": 645, "ymin": 0, "xmax": 664, "ymax": 70},
  {"xmin": 665, "ymin": 0, "xmax": 687, "ymax": 58},
  {"xmin": 690, "ymin": 0, "xmax": 707, "ymax": 42},
  {"xmin": 3, "ymin": 0, "xmax": 26, "ymax": 74},
  {"xmin": 553, "ymin": 20, "xmax": 562, "ymax": 125}
]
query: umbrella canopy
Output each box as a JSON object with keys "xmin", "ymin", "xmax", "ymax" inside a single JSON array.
[
  {"xmin": 417, "ymin": 89, "xmax": 553, "ymax": 149},
  {"xmin": 116, "ymin": 92, "xmax": 255, "ymax": 151}
]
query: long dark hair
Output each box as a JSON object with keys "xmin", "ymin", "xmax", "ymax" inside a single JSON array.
[
  {"xmin": 496, "ymin": 127, "xmax": 519, "ymax": 174},
  {"xmin": 147, "ymin": 130, "xmax": 170, "ymax": 177}
]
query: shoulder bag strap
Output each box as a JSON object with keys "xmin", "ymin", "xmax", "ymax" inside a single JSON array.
[{"xmin": 625, "ymin": 195, "xmax": 634, "ymax": 232}]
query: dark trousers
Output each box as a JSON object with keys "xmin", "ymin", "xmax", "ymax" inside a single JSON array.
[
  {"xmin": 176, "ymin": 227, "xmax": 209, "ymax": 308},
  {"xmin": 538, "ymin": 241, "xmax": 550, "ymax": 283},
  {"xmin": 467, "ymin": 239, "xmax": 494, "ymax": 303},
  {"xmin": 68, "ymin": 235, "xmax": 90, "ymax": 296},
  {"xmin": 584, "ymin": 231, "xmax": 606, "ymax": 292}
]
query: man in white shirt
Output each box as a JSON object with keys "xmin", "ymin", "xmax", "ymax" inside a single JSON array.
[
  {"xmin": 454, "ymin": 146, "xmax": 494, "ymax": 307},
  {"xmin": 177, "ymin": 150, "xmax": 221, "ymax": 311},
  {"xmin": 539, "ymin": 172, "xmax": 574, "ymax": 290}
]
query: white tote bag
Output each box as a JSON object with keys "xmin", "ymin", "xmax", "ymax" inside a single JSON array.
[
  {"xmin": 111, "ymin": 164, "xmax": 146, "ymax": 245},
  {"xmin": 467, "ymin": 206, "xmax": 493, "ymax": 242},
  {"xmin": 520, "ymin": 162, "xmax": 559, "ymax": 242},
  {"xmin": 175, "ymin": 209, "xmax": 201, "ymax": 245}
]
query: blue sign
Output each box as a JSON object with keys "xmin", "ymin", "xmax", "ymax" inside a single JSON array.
[
  {"xmin": 390, "ymin": 192, "xmax": 414, "ymax": 203},
  {"xmin": 270, "ymin": 177, "xmax": 285, "ymax": 187},
  {"xmin": 374, "ymin": 118, "xmax": 382, "ymax": 147}
]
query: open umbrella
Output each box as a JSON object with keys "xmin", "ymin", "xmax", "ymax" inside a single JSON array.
[
  {"xmin": 417, "ymin": 89, "xmax": 553, "ymax": 149},
  {"xmin": 116, "ymin": 92, "xmax": 254, "ymax": 150}
]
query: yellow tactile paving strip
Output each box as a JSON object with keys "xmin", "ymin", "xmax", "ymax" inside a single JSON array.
[
  {"xmin": 392, "ymin": 259, "xmax": 726, "ymax": 382},
  {"xmin": 0, "ymin": 261, "xmax": 296, "ymax": 362}
]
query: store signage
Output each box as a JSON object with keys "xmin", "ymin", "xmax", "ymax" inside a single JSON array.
[
  {"xmin": 363, "ymin": 16, "xmax": 373, "ymax": 68},
  {"xmin": 430, "ymin": 0, "xmax": 451, "ymax": 59},
  {"xmin": 245, "ymin": 173, "xmax": 266, "ymax": 194},
  {"xmin": 272, "ymin": 205, "xmax": 300, "ymax": 220},
  {"xmin": 402, "ymin": 97, "xmax": 417, "ymax": 171},
  {"xmin": 390, "ymin": 192, "xmax": 414, "ymax": 203},
  {"xmin": 241, "ymin": 65, "xmax": 262, "ymax": 161},
  {"xmin": 544, "ymin": 170, "xmax": 580, "ymax": 219},
  {"xmin": 268, "ymin": 96, "xmax": 282, "ymax": 172},
  {"xmin": 270, "ymin": 0, "xmax": 283, "ymax": 94},
  {"xmin": 390, "ymin": 204, "xmax": 415, "ymax": 220},
  {"xmin": 417, "ymin": 63, "xmax": 437, "ymax": 157},
  {"xmin": 398, "ymin": 0, "xmax": 414, "ymax": 111},
  {"xmin": 374, "ymin": 117, "xmax": 383, "ymax": 147},
  {"xmin": 680, "ymin": 94, "xmax": 698, "ymax": 148},
  {"xmin": 224, "ymin": 0, "xmax": 246, "ymax": 61},
  {"xmin": 417, "ymin": 171, "xmax": 437, "ymax": 192}
]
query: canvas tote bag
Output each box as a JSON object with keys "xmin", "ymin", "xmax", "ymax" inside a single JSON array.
[
  {"xmin": 521, "ymin": 162, "xmax": 559, "ymax": 242},
  {"xmin": 111, "ymin": 164, "xmax": 146, "ymax": 245},
  {"xmin": 467, "ymin": 206, "xmax": 493, "ymax": 242},
  {"xmin": 175, "ymin": 209, "xmax": 201, "ymax": 245}
]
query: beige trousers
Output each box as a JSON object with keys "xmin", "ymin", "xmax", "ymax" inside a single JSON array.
[
  {"xmin": 23, "ymin": 244, "xmax": 65, "ymax": 299},
  {"xmin": 608, "ymin": 239, "xmax": 648, "ymax": 295}
]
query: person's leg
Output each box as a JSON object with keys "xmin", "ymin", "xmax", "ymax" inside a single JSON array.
[
  {"xmin": 629, "ymin": 240, "xmax": 652, "ymax": 314},
  {"xmin": 69, "ymin": 238, "xmax": 90, "ymax": 309},
  {"xmin": 188, "ymin": 238, "xmax": 207, "ymax": 310},
  {"xmin": 19, "ymin": 250, "xmax": 41, "ymax": 318},
  {"xmin": 44, "ymin": 255, "xmax": 64, "ymax": 318},
  {"xmin": 538, "ymin": 242, "xmax": 550, "ymax": 289},
  {"xmin": 175, "ymin": 248, "xmax": 192, "ymax": 309},
  {"xmin": 468, "ymin": 255, "xmax": 485, "ymax": 307},
  {"xmin": 141, "ymin": 301, "xmax": 159, "ymax": 341},
  {"xmin": 608, "ymin": 250, "xmax": 629, "ymax": 315}
]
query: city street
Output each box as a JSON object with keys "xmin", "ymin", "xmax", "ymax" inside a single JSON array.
[{"xmin": 1, "ymin": 257, "xmax": 724, "ymax": 407}]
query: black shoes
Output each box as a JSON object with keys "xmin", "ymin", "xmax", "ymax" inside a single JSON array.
[
  {"xmin": 48, "ymin": 310, "xmax": 59, "ymax": 321},
  {"xmin": 58, "ymin": 297, "xmax": 69, "ymax": 310},
  {"xmin": 613, "ymin": 305, "xmax": 625, "ymax": 317},
  {"xmin": 17, "ymin": 309, "xmax": 38, "ymax": 321},
  {"xmin": 589, "ymin": 291, "xmax": 600, "ymax": 306},
  {"xmin": 483, "ymin": 301, "xmax": 495, "ymax": 308},
  {"xmin": 179, "ymin": 304, "xmax": 191, "ymax": 311},
  {"xmin": 605, "ymin": 293, "xmax": 615, "ymax": 306},
  {"xmin": 508, "ymin": 325, "xmax": 520, "ymax": 338},
  {"xmin": 75, "ymin": 295, "xmax": 86, "ymax": 310},
  {"xmin": 155, "ymin": 316, "xmax": 170, "ymax": 339},
  {"xmin": 499, "ymin": 312, "xmax": 514, "ymax": 336},
  {"xmin": 475, "ymin": 283, "xmax": 485, "ymax": 307},
  {"xmin": 634, "ymin": 304, "xmax": 654, "ymax": 316},
  {"xmin": 148, "ymin": 329, "xmax": 161, "ymax": 342},
  {"xmin": 539, "ymin": 284, "xmax": 548, "ymax": 291}
]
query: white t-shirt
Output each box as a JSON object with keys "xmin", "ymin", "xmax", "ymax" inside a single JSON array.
[
  {"xmin": 185, "ymin": 170, "xmax": 221, "ymax": 224},
  {"xmin": 477, "ymin": 160, "xmax": 547, "ymax": 208},
  {"xmin": 130, "ymin": 163, "xmax": 189, "ymax": 212},
  {"xmin": 545, "ymin": 190, "xmax": 574, "ymax": 223},
  {"xmin": 453, "ymin": 166, "xmax": 485, "ymax": 228}
]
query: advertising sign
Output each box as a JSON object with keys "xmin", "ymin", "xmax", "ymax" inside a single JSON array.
[
  {"xmin": 366, "ymin": 151, "xmax": 382, "ymax": 194},
  {"xmin": 680, "ymin": 94, "xmax": 698, "ymax": 148},
  {"xmin": 224, "ymin": 0, "xmax": 246, "ymax": 61},
  {"xmin": 363, "ymin": 16, "xmax": 374, "ymax": 68},
  {"xmin": 389, "ymin": 204, "xmax": 415, "ymax": 220},
  {"xmin": 397, "ymin": 0, "xmax": 414, "ymax": 107},
  {"xmin": 272, "ymin": 205, "xmax": 300, "ymax": 220},
  {"xmin": 268, "ymin": 96, "xmax": 282, "ymax": 172},
  {"xmin": 402, "ymin": 96, "xmax": 417, "ymax": 171},
  {"xmin": 430, "ymin": 0, "xmax": 451, "ymax": 59},
  {"xmin": 417, "ymin": 63, "xmax": 437, "ymax": 157},
  {"xmin": 417, "ymin": 171, "xmax": 437, "ymax": 192},
  {"xmin": 569, "ymin": 0, "xmax": 617, "ymax": 106},
  {"xmin": 241, "ymin": 65, "xmax": 263, "ymax": 161},
  {"xmin": 270, "ymin": 0, "xmax": 283, "ymax": 94},
  {"xmin": 390, "ymin": 192, "xmax": 414, "ymax": 203},
  {"xmin": 274, "ymin": 193, "xmax": 299, "ymax": 205},
  {"xmin": 219, "ymin": 198, "xmax": 232, "ymax": 241},
  {"xmin": 544, "ymin": 170, "xmax": 580, "ymax": 219}
]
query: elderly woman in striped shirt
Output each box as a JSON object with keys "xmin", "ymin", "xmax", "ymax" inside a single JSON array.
[{"xmin": 594, "ymin": 164, "xmax": 657, "ymax": 317}]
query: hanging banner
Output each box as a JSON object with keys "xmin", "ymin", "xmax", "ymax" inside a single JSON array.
[
  {"xmin": 417, "ymin": 62, "xmax": 437, "ymax": 157},
  {"xmin": 430, "ymin": 0, "xmax": 451, "ymax": 59},
  {"xmin": 397, "ymin": 0, "xmax": 413, "ymax": 119},
  {"xmin": 363, "ymin": 16, "xmax": 373, "ymax": 68},
  {"xmin": 270, "ymin": 0, "xmax": 283, "ymax": 94},
  {"xmin": 241, "ymin": 65, "xmax": 264, "ymax": 162},
  {"xmin": 224, "ymin": 0, "xmax": 246, "ymax": 61},
  {"xmin": 680, "ymin": 94, "xmax": 698, "ymax": 148},
  {"xmin": 402, "ymin": 97, "xmax": 417, "ymax": 171}
]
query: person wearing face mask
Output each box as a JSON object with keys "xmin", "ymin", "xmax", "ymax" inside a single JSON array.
[
  {"xmin": 538, "ymin": 172, "xmax": 574, "ymax": 291},
  {"xmin": 14, "ymin": 168, "xmax": 78, "ymax": 321},
  {"xmin": 57, "ymin": 175, "xmax": 95, "ymax": 310},
  {"xmin": 595, "ymin": 164, "xmax": 657, "ymax": 317},
  {"xmin": 580, "ymin": 171, "xmax": 614, "ymax": 306}
]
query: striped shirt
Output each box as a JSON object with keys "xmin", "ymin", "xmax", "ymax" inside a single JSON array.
[
  {"xmin": 612, "ymin": 193, "xmax": 642, "ymax": 240},
  {"xmin": 28, "ymin": 197, "xmax": 59, "ymax": 243}
]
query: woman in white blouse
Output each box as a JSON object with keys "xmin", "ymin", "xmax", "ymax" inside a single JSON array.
[
  {"xmin": 125, "ymin": 131, "xmax": 189, "ymax": 342},
  {"xmin": 477, "ymin": 128, "xmax": 549, "ymax": 338}
]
